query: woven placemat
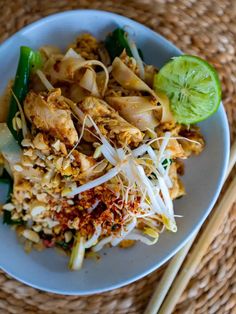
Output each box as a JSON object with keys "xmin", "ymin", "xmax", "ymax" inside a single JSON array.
[{"xmin": 0, "ymin": 0, "xmax": 235, "ymax": 313}]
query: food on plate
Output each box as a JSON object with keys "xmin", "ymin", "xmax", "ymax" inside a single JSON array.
[{"xmin": 0, "ymin": 28, "xmax": 220, "ymax": 270}]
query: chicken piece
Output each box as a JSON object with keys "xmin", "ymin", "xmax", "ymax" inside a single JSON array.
[
  {"xmin": 24, "ymin": 89, "xmax": 78, "ymax": 146},
  {"xmin": 79, "ymin": 97, "xmax": 143, "ymax": 147}
]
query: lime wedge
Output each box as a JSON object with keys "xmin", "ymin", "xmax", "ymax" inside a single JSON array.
[{"xmin": 154, "ymin": 55, "xmax": 221, "ymax": 124}]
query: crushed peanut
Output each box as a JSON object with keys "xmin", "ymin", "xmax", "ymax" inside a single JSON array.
[
  {"xmin": 33, "ymin": 133, "xmax": 49, "ymax": 150},
  {"xmin": 22, "ymin": 230, "xmax": 40, "ymax": 243},
  {"xmin": 2, "ymin": 203, "xmax": 15, "ymax": 211}
]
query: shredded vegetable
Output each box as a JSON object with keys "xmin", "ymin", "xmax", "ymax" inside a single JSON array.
[{"xmin": 69, "ymin": 234, "xmax": 85, "ymax": 270}]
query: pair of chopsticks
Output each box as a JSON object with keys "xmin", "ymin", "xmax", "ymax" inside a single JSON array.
[{"xmin": 145, "ymin": 141, "xmax": 236, "ymax": 314}]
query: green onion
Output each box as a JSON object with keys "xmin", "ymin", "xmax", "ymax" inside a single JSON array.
[
  {"xmin": 0, "ymin": 170, "xmax": 19, "ymax": 225},
  {"xmin": 0, "ymin": 170, "xmax": 12, "ymax": 204},
  {"xmin": 105, "ymin": 28, "xmax": 132, "ymax": 61},
  {"xmin": 56, "ymin": 241, "xmax": 70, "ymax": 250},
  {"xmin": 105, "ymin": 28, "xmax": 144, "ymax": 62},
  {"xmin": 7, "ymin": 46, "xmax": 42, "ymax": 144},
  {"xmin": 162, "ymin": 158, "xmax": 172, "ymax": 170},
  {"xmin": 3, "ymin": 210, "xmax": 24, "ymax": 225},
  {"xmin": 138, "ymin": 48, "xmax": 144, "ymax": 61}
]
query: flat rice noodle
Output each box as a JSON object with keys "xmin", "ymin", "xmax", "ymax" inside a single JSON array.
[
  {"xmin": 112, "ymin": 57, "xmax": 157, "ymax": 98},
  {"xmin": 144, "ymin": 65, "xmax": 157, "ymax": 86},
  {"xmin": 106, "ymin": 96, "xmax": 160, "ymax": 131},
  {"xmin": 79, "ymin": 67, "xmax": 100, "ymax": 97},
  {"xmin": 44, "ymin": 56, "xmax": 109, "ymax": 96},
  {"xmin": 62, "ymin": 48, "xmax": 85, "ymax": 61},
  {"xmin": 96, "ymin": 71, "xmax": 107, "ymax": 95},
  {"xmin": 36, "ymin": 70, "xmax": 54, "ymax": 91},
  {"xmin": 154, "ymin": 90, "xmax": 175, "ymax": 123},
  {"xmin": 39, "ymin": 46, "xmax": 61, "ymax": 61},
  {"xmin": 43, "ymin": 55, "xmax": 65, "ymax": 83},
  {"xmin": 69, "ymin": 84, "xmax": 89, "ymax": 103},
  {"xmin": 112, "ymin": 57, "xmax": 175, "ymax": 123}
]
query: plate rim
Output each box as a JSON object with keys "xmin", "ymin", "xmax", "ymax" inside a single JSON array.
[{"xmin": 0, "ymin": 9, "xmax": 230, "ymax": 295}]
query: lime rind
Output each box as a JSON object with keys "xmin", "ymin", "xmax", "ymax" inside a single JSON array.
[{"xmin": 154, "ymin": 55, "xmax": 221, "ymax": 124}]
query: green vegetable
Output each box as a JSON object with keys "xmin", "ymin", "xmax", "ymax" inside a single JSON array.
[
  {"xmin": 149, "ymin": 159, "xmax": 172, "ymax": 180},
  {"xmin": 138, "ymin": 48, "xmax": 144, "ymax": 61},
  {"xmin": 154, "ymin": 55, "xmax": 221, "ymax": 124},
  {"xmin": 1, "ymin": 171, "xmax": 22, "ymax": 225},
  {"xmin": 7, "ymin": 46, "xmax": 42, "ymax": 144},
  {"xmin": 0, "ymin": 170, "xmax": 12, "ymax": 204},
  {"xmin": 105, "ymin": 28, "xmax": 132, "ymax": 60},
  {"xmin": 105, "ymin": 28, "xmax": 144, "ymax": 61},
  {"xmin": 162, "ymin": 158, "xmax": 172, "ymax": 170},
  {"xmin": 56, "ymin": 241, "xmax": 70, "ymax": 250},
  {"xmin": 3, "ymin": 210, "xmax": 24, "ymax": 225},
  {"xmin": 0, "ymin": 178, "xmax": 12, "ymax": 204}
]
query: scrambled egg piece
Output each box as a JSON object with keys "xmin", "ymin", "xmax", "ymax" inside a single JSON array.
[{"xmin": 69, "ymin": 33, "xmax": 100, "ymax": 60}]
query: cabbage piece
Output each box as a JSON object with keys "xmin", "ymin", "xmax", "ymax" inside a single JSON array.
[{"xmin": 106, "ymin": 96, "xmax": 160, "ymax": 131}]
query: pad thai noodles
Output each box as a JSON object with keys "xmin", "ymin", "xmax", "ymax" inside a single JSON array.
[{"xmin": 0, "ymin": 29, "xmax": 206, "ymax": 270}]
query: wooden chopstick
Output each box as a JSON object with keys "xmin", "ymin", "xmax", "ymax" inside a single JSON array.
[
  {"xmin": 158, "ymin": 175, "xmax": 236, "ymax": 314},
  {"xmin": 145, "ymin": 142, "xmax": 236, "ymax": 314},
  {"xmin": 144, "ymin": 232, "xmax": 198, "ymax": 314}
]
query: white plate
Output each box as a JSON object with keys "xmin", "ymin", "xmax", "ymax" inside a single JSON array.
[{"xmin": 0, "ymin": 10, "xmax": 230, "ymax": 295}]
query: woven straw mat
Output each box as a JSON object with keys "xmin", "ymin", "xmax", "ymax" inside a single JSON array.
[{"xmin": 0, "ymin": 0, "xmax": 235, "ymax": 313}]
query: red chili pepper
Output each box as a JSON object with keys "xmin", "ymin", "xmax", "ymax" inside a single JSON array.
[{"xmin": 43, "ymin": 239, "xmax": 55, "ymax": 248}]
